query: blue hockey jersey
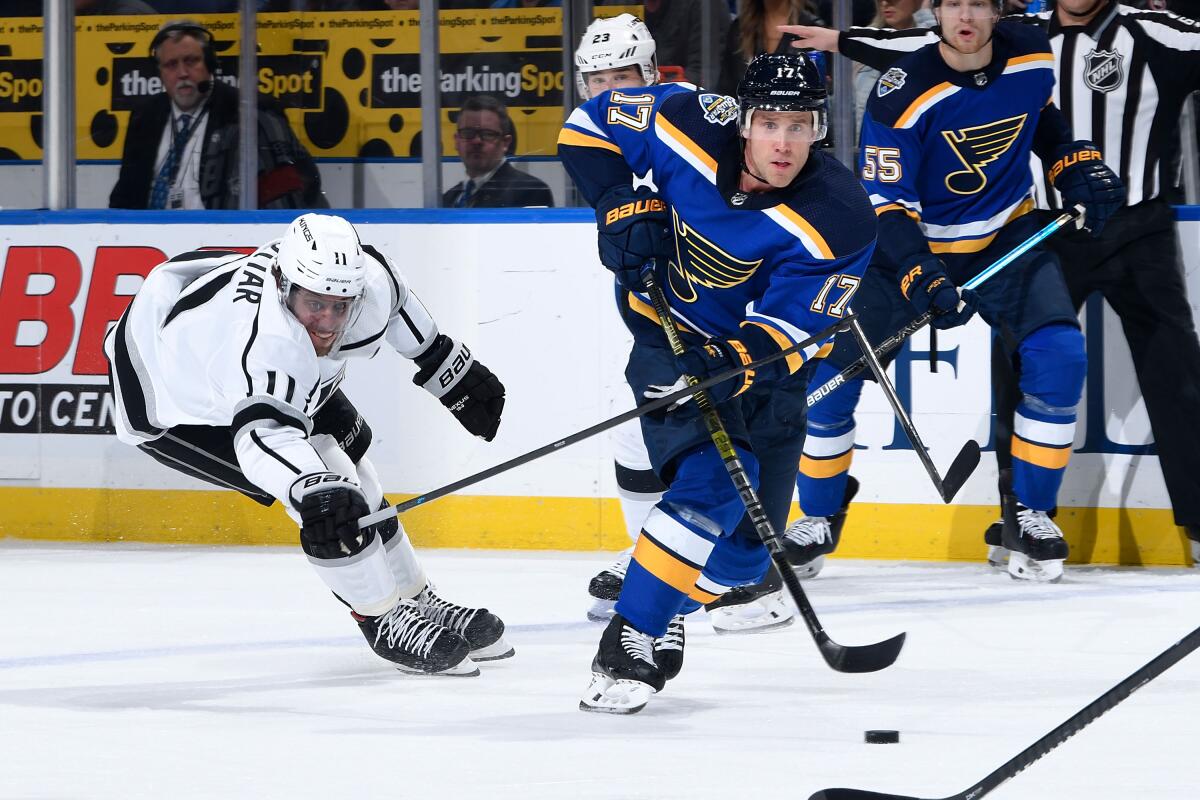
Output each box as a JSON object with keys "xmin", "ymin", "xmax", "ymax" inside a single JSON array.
[
  {"xmin": 558, "ymin": 84, "xmax": 877, "ymax": 375},
  {"xmin": 860, "ymin": 22, "xmax": 1067, "ymax": 263}
]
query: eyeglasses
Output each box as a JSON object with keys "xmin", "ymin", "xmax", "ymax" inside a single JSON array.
[{"xmin": 455, "ymin": 127, "xmax": 505, "ymax": 142}]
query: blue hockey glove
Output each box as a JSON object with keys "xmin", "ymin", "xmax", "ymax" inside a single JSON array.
[
  {"xmin": 1047, "ymin": 141, "xmax": 1125, "ymax": 236},
  {"xmin": 644, "ymin": 338, "xmax": 755, "ymax": 410},
  {"xmin": 899, "ymin": 257, "xmax": 977, "ymax": 330},
  {"xmin": 594, "ymin": 185, "xmax": 672, "ymax": 292}
]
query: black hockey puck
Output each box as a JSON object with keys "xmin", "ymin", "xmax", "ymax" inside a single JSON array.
[{"xmin": 864, "ymin": 729, "xmax": 900, "ymax": 744}]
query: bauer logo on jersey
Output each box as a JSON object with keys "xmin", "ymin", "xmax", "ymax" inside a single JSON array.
[
  {"xmin": 876, "ymin": 67, "xmax": 907, "ymax": 98},
  {"xmin": 668, "ymin": 210, "xmax": 761, "ymax": 303},
  {"xmin": 1083, "ymin": 48, "xmax": 1124, "ymax": 94},
  {"xmin": 698, "ymin": 93, "xmax": 738, "ymax": 126},
  {"xmin": 941, "ymin": 114, "xmax": 1027, "ymax": 195}
]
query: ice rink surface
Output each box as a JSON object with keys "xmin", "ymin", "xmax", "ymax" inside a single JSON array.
[{"xmin": 3, "ymin": 541, "xmax": 1197, "ymax": 800}]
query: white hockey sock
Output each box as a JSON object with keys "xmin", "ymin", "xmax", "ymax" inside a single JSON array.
[{"xmin": 307, "ymin": 536, "xmax": 400, "ymax": 617}]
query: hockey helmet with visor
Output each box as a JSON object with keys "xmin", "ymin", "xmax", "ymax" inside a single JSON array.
[
  {"xmin": 275, "ymin": 213, "xmax": 367, "ymax": 357},
  {"xmin": 737, "ymin": 51, "xmax": 828, "ymax": 143}
]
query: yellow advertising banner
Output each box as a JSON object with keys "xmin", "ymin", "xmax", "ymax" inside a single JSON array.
[{"xmin": 0, "ymin": 6, "xmax": 641, "ymax": 162}]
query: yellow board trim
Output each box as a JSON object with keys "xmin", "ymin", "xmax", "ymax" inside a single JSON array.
[
  {"xmin": 557, "ymin": 127, "xmax": 623, "ymax": 155},
  {"xmin": 1012, "ymin": 437, "xmax": 1073, "ymax": 470},
  {"xmin": 0, "ymin": 488, "xmax": 1192, "ymax": 567},
  {"xmin": 799, "ymin": 452, "xmax": 854, "ymax": 479},
  {"xmin": 633, "ymin": 534, "xmax": 703, "ymax": 594}
]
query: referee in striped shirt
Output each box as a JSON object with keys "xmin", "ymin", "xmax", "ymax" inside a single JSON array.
[{"xmin": 782, "ymin": 1, "xmax": 1200, "ymax": 565}]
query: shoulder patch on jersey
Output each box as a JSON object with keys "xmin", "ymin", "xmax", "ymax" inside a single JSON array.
[
  {"xmin": 698, "ymin": 92, "xmax": 739, "ymax": 126},
  {"xmin": 1082, "ymin": 48, "xmax": 1124, "ymax": 93},
  {"xmin": 877, "ymin": 67, "xmax": 907, "ymax": 98}
]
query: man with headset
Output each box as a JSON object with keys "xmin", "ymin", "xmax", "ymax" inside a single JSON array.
[{"xmin": 110, "ymin": 20, "xmax": 326, "ymax": 211}]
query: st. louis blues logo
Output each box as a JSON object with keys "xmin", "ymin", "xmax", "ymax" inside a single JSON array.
[
  {"xmin": 1083, "ymin": 48, "xmax": 1124, "ymax": 93},
  {"xmin": 698, "ymin": 92, "xmax": 738, "ymax": 126},
  {"xmin": 877, "ymin": 67, "xmax": 907, "ymax": 98}
]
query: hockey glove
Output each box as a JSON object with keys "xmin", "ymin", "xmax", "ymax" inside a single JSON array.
[
  {"xmin": 644, "ymin": 338, "xmax": 755, "ymax": 409},
  {"xmin": 898, "ymin": 257, "xmax": 977, "ymax": 330},
  {"xmin": 1047, "ymin": 141, "xmax": 1125, "ymax": 236},
  {"xmin": 290, "ymin": 473, "xmax": 371, "ymax": 559},
  {"xmin": 414, "ymin": 334, "xmax": 505, "ymax": 441},
  {"xmin": 594, "ymin": 185, "xmax": 672, "ymax": 292}
]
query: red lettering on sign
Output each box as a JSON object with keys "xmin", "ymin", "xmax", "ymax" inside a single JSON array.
[
  {"xmin": 0, "ymin": 247, "xmax": 82, "ymax": 374},
  {"xmin": 72, "ymin": 246, "xmax": 166, "ymax": 375}
]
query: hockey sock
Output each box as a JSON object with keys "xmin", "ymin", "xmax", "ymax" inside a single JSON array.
[
  {"xmin": 796, "ymin": 361, "xmax": 864, "ymax": 518},
  {"xmin": 1011, "ymin": 324, "xmax": 1085, "ymax": 511},
  {"xmin": 615, "ymin": 461, "xmax": 666, "ymax": 543}
]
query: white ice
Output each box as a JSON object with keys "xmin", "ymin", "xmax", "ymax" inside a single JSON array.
[{"xmin": 2, "ymin": 541, "xmax": 1197, "ymax": 800}]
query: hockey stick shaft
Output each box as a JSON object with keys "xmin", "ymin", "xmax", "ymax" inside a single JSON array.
[
  {"xmin": 844, "ymin": 316, "xmax": 980, "ymax": 503},
  {"xmin": 810, "ymin": 622, "xmax": 1200, "ymax": 800},
  {"xmin": 804, "ymin": 205, "xmax": 1084, "ymax": 410},
  {"xmin": 356, "ymin": 315, "xmax": 851, "ymax": 530},
  {"xmin": 643, "ymin": 272, "xmax": 904, "ymax": 674}
]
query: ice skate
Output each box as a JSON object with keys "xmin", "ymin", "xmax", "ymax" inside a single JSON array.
[
  {"xmin": 984, "ymin": 518, "xmax": 1008, "ymax": 568},
  {"xmin": 653, "ymin": 614, "xmax": 685, "ymax": 683},
  {"xmin": 586, "ymin": 547, "xmax": 631, "ymax": 622},
  {"xmin": 705, "ymin": 566, "xmax": 794, "ymax": 635},
  {"xmin": 781, "ymin": 515, "xmax": 833, "ymax": 579},
  {"xmin": 354, "ymin": 599, "xmax": 478, "ymax": 676},
  {"xmin": 782, "ymin": 475, "xmax": 858, "ymax": 579},
  {"xmin": 1002, "ymin": 502, "xmax": 1068, "ymax": 583},
  {"xmin": 416, "ymin": 586, "xmax": 514, "ymax": 662},
  {"xmin": 579, "ymin": 614, "xmax": 665, "ymax": 714}
]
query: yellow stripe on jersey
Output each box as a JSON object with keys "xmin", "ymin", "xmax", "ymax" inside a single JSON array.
[
  {"xmin": 688, "ymin": 585, "xmax": 721, "ymax": 604},
  {"xmin": 633, "ymin": 534, "xmax": 703, "ymax": 595},
  {"xmin": 1005, "ymin": 53, "xmax": 1055, "ymax": 70},
  {"xmin": 742, "ymin": 320, "xmax": 805, "ymax": 374},
  {"xmin": 800, "ymin": 451, "xmax": 854, "ymax": 479},
  {"xmin": 772, "ymin": 205, "xmax": 834, "ymax": 259},
  {"xmin": 557, "ymin": 127, "xmax": 623, "ymax": 155},
  {"xmin": 1012, "ymin": 436, "xmax": 1072, "ymax": 470},
  {"xmin": 814, "ymin": 341, "xmax": 834, "ymax": 359},
  {"xmin": 627, "ymin": 291, "xmax": 696, "ymax": 333},
  {"xmin": 656, "ymin": 114, "xmax": 718, "ymax": 173},
  {"xmin": 875, "ymin": 202, "xmax": 922, "ymax": 222},
  {"xmin": 927, "ymin": 198, "xmax": 1034, "ymax": 253},
  {"xmin": 896, "ymin": 81, "xmax": 956, "ymax": 129}
]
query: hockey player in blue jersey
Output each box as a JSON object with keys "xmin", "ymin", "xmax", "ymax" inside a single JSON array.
[
  {"xmin": 776, "ymin": 0, "xmax": 1124, "ymax": 584},
  {"xmin": 559, "ymin": 51, "xmax": 877, "ymax": 713}
]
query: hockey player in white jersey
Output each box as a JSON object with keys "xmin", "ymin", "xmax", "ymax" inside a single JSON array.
[{"xmin": 104, "ymin": 213, "xmax": 512, "ymax": 676}]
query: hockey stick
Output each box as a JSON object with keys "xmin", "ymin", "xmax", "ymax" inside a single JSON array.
[
  {"xmin": 809, "ymin": 622, "xmax": 1200, "ymax": 800},
  {"xmin": 643, "ymin": 272, "xmax": 905, "ymax": 674},
  {"xmin": 804, "ymin": 205, "xmax": 1085, "ymax": 411},
  {"xmin": 844, "ymin": 317, "xmax": 980, "ymax": 503},
  {"xmin": 356, "ymin": 314, "xmax": 854, "ymax": 531}
]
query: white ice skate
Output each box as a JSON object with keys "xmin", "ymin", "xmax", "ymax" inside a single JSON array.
[{"xmin": 707, "ymin": 587, "xmax": 794, "ymax": 635}]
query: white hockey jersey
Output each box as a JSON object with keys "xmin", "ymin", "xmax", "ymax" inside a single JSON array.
[{"xmin": 104, "ymin": 240, "xmax": 441, "ymax": 508}]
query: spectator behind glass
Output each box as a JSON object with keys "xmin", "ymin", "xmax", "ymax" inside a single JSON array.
[
  {"xmin": 443, "ymin": 95, "xmax": 554, "ymax": 208},
  {"xmin": 852, "ymin": 0, "xmax": 933, "ymax": 141},
  {"xmin": 109, "ymin": 20, "xmax": 327, "ymax": 210},
  {"xmin": 642, "ymin": 0, "xmax": 732, "ymax": 88},
  {"xmin": 719, "ymin": 0, "xmax": 825, "ymax": 96}
]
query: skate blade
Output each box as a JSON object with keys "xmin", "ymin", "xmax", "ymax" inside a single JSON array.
[
  {"xmin": 578, "ymin": 672, "xmax": 654, "ymax": 714},
  {"xmin": 709, "ymin": 595, "xmax": 796, "ymax": 636},
  {"xmin": 986, "ymin": 545, "xmax": 1010, "ymax": 569},
  {"xmin": 1007, "ymin": 552, "xmax": 1063, "ymax": 583},
  {"xmin": 586, "ymin": 598, "xmax": 616, "ymax": 623},
  {"xmin": 470, "ymin": 636, "xmax": 515, "ymax": 662},
  {"xmin": 393, "ymin": 655, "xmax": 480, "ymax": 677},
  {"xmin": 790, "ymin": 555, "xmax": 826, "ymax": 580}
]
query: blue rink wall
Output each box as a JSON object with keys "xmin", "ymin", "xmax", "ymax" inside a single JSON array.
[{"xmin": 0, "ymin": 207, "xmax": 1197, "ymax": 566}]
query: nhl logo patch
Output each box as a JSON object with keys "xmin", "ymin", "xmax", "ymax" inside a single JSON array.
[
  {"xmin": 876, "ymin": 67, "xmax": 906, "ymax": 98},
  {"xmin": 1083, "ymin": 48, "xmax": 1124, "ymax": 93},
  {"xmin": 699, "ymin": 92, "xmax": 738, "ymax": 126}
]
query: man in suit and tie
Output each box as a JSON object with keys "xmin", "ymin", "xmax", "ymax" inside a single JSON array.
[
  {"xmin": 442, "ymin": 95, "xmax": 555, "ymax": 209},
  {"xmin": 110, "ymin": 20, "xmax": 325, "ymax": 211}
]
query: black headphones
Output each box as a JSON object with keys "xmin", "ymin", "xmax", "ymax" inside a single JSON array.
[{"xmin": 149, "ymin": 22, "xmax": 218, "ymax": 75}]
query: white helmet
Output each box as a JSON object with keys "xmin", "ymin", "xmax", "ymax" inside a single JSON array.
[
  {"xmin": 275, "ymin": 214, "xmax": 367, "ymax": 355},
  {"xmin": 574, "ymin": 13, "xmax": 658, "ymax": 100}
]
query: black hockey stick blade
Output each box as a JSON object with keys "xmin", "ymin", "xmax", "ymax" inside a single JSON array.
[
  {"xmin": 938, "ymin": 439, "xmax": 981, "ymax": 503},
  {"xmin": 808, "ymin": 623, "xmax": 1200, "ymax": 800},
  {"xmin": 817, "ymin": 630, "xmax": 907, "ymax": 674},
  {"xmin": 777, "ymin": 561, "xmax": 906, "ymax": 673}
]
